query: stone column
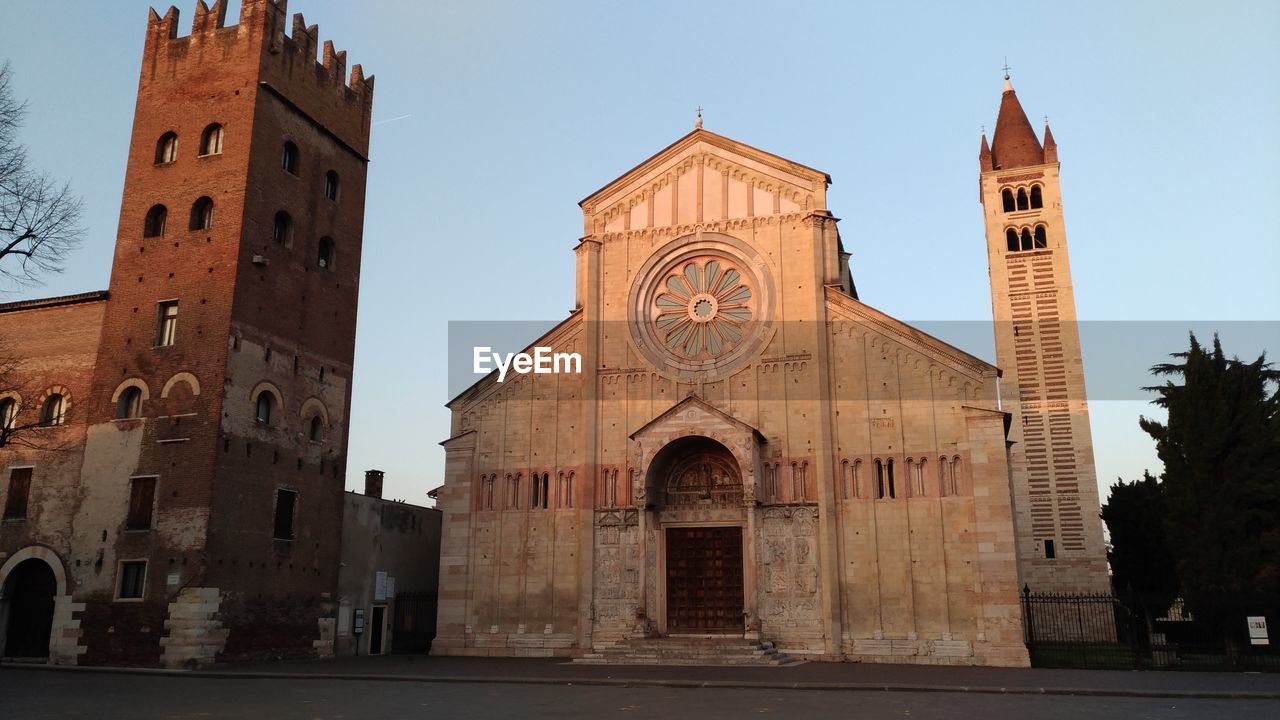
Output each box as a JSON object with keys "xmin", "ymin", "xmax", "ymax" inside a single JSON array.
[
  {"xmin": 743, "ymin": 500, "xmax": 760, "ymax": 640},
  {"xmin": 632, "ymin": 468, "xmax": 650, "ymax": 637}
]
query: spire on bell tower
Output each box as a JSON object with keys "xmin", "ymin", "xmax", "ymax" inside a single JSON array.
[{"xmin": 1042, "ymin": 117, "xmax": 1058, "ymax": 164}]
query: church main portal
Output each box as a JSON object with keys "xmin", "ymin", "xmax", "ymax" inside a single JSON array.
[{"xmin": 665, "ymin": 526, "xmax": 744, "ymax": 632}]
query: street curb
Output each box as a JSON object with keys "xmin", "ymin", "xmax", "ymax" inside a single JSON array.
[{"xmin": 4, "ymin": 662, "xmax": 1279, "ymax": 700}]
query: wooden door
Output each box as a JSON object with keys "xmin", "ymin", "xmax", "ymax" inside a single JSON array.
[{"xmin": 665, "ymin": 526, "xmax": 744, "ymax": 632}]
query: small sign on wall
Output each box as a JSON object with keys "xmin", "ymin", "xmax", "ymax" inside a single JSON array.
[
  {"xmin": 374, "ymin": 571, "xmax": 388, "ymax": 601},
  {"xmin": 353, "ymin": 608, "xmax": 366, "ymax": 636},
  {"xmin": 1248, "ymin": 616, "xmax": 1269, "ymax": 646},
  {"xmin": 386, "ymin": 576, "xmax": 396, "ymax": 598}
]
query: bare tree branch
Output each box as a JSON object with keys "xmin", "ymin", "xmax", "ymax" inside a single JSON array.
[{"xmin": 0, "ymin": 60, "xmax": 84, "ymax": 288}]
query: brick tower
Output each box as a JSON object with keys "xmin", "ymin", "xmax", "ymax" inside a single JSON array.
[
  {"xmin": 74, "ymin": 0, "xmax": 373, "ymax": 665},
  {"xmin": 978, "ymin": 74, "xmax": 1108, "ymax": 593}
]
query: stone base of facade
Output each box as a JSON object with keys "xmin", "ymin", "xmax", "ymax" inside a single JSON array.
[
  {"xmin": 431, "ymin": 628, "xmax": 578, "ymax": 658},
  {"xmin": 844, "ymin": 636, "xmax": 1029, "ymax": 667},
  {"xmin": 159, "ymin": 587, "xmax": 228, "ymax": 669}
]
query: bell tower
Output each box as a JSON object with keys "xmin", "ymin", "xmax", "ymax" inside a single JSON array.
[{"xmin": 978, "ymin": 74, "xmax": 1109, "ymax": 592}]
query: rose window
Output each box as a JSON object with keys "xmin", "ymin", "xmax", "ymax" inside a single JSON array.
[{"xmin": 653, "ymin": 259, "xmax": 753, "ymax": 359}]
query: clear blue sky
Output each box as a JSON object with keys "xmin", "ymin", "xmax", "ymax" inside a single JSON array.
[{"xmin": 1, "ymin": 1, "xmax": 1277, "ymax": 505}]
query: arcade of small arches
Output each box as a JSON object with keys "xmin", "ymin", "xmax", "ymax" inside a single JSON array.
[
  {"xmin": 474, "ymin": 470, "xmax": 577, "ymax": 511},
  {"xmin": 1005, "ymin": 224, "xmax": 1049, "ymax": 252},
  {"xmin": 1000, "ymin": 183, "xmax": 1044, "ymax": 213},
  {"xmin": 836, "ymin": 455, "xmax": 965, "ymax": 500}
]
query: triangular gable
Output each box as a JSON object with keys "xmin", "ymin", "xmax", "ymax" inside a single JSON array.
[
  {"xmin": 629, "ymin": 394, "xmax": 765, "ymax": 442},
  {"xmin": 825, "ymin": 287, "xmax": 998, "ymax": 381},
  {"xmin": 581, "ymin": 128, "xmax": 832, "ymax": 236},
  {"xmin": 446, "ymin": 311, "xmax": 583, "ymax": 409}
]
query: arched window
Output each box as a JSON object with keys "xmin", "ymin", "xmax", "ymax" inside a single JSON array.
[
  {"xmin": 481, "ymin": 474, "xmax": 496, "ymax": 510},
  {"xmin": 199, "ymin": 123, "xmax": 224, "ymax": 156},
  {"xmin": 272, "ymin": 211, "xmax": 291, "ymax": 245},
  {"xmin": 39, "ymin": 394, "xmax": 66, "ymax": 427},
  {"xmin": 915, "ymin": 459, "xmax": 927, "ymax": 497},
  {"xmin": 886, "ymin": 459, "xmax": 896, "ymax": 499},
  {"xmin": 144, "ymin": 204, "xmax": 167, "ymax": 238},
  {"xmin": 1001, "ymin": 188, "xmax": 1015, "ymax": 213},
  {"xmin": 155, "ymin": 132, "xmax": 178, "ymax": 164},
  {"xmin": 1006, "ymin": 228, "xmax": 1019, "ymax": 252},
  {"xmin": 538, "ymin": 472, "xmax": 550, "ymax": 509},
  {"xmin": 254, "ymin": 391, "xmax": 275, "ymax": 425},
  {"xmin": 949, "ymin": 456, "xmax": 961, "ymax": 495},
  {"xmin": 116, "ymin": 387, "xmax": 143, "ymax": 419},
  {"xmin": 317, "ymin": 237, "xmax": 334, "ymax": 269},
  {"xmin": 1030, "ymin": 185, "xmax": 1043, "ymax": 209},
  {"xmin": 308, "ymin": 415, "xmax": 323, "ymax": 442},
  {"xmin": 509, "ymin": 473, "xmax": 522, "ymax": 510},
  {"xmin": 189, "ymin": 196, "xmax": 213, "ymax": 231},
  {"xmin": 0, "ymin": 397, "xmax": 17, "ymax": 429},
  {"xmin": 939, "ymin": 457, "xmax": 950, "ymax": 496},
  {"xmin": 281, "ymin": 141, "xmax": 299, "ymax": 174},
  {"xmin": 1020, "ymin": 228, "xmax": 1033, "ymax": 251},
  {"xmin": 1016, "ymin": 187, "xmax": 1029, "ymax": 210},
  {"xmin": 874, "ymin": 459, "xmax": 885, "ymax": 499},
  {"xmin": 1034, "ymin": 225, "xmax": 1047, "ymax": 249},
  {"xmin": 852, "ymin": 460, "xmax": 862, "ymax": 499},
  {"xmin": 324, "ymin": 170, "xmax": 340, "ymax": 201}
]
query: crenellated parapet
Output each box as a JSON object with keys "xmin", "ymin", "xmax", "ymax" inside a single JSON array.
[{"xmin": 141, "ymin": 0, "xmax": 373, "ymax": 151}]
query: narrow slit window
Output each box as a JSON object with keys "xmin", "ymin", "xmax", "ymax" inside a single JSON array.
[
  {"xmin": 272, "ymin": 488, "xmax": 297, "ymax": 540},
  {"xmin": 144, "ymin": 204, "xmax": 167, "ymax": 238},
  {"xmin": 199, "ymin": 123, "xmax": 223, "ymax": 156},
  {"xmin": 189, "ymin": 196, "xmax": 213, "ymax": 231},
  {"xmin": 255, "ymin": 391, "xmax": 275, "ymax": 425},
  {"xmin": 0, "ymin": 397, "xmax": 16, "ymax": 431},
  {"xmin": 126, "ymin": 476, "xmax": 157, "ymax": 530},
  {"xmin": 118, "ymin": 561, "xmax": 147, "ymax": 599},
  {"xmin": 324, "ymin": 170, "xmax": 340, "ymax": 201},
  {"xmin": 116, "ymin": 386, "xmax": 143, "ymax": 419},
  {"xmin": 39, "ymin": 394, "xmax": 66, "ymax": 427},
  {"xmin": 155, "ymin": 132, "xmax": 178, "ymax": 164},
  {"xmin": 156, "ymin": 301, "xmax": 178, "ymax": 347},
  {"xmin": 3, "ymin": 467, "xmax": 32, "ymax": 520},
  {"xmin": 272, "ymin": 211, "xmax": 291, "ymax": 245},
  {"xmin": 281, "ymin": 141, "xmax": 299, "ymax": 174},
  {"xmin": 317, "ymin": 237, "xmax": 334, "ymax": 269}
]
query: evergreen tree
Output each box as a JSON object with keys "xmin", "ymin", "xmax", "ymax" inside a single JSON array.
[
  {"xmin": 1101, "ymin": 471, "xmax": 1179, "ymax": 612},
  {"xmin": 1139, "ymin": 333, "xmax": 1280, "ymax": 622}
]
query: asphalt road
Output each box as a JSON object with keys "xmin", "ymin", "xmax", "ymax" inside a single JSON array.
[{"xmin": 2, "ymin": 671, "xmax": 1278, "ymax": 719}]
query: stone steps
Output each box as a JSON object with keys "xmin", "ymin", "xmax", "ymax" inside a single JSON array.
[{"xmin": 574, "ymin": 637, "xmax": 803, "ymax": 666}]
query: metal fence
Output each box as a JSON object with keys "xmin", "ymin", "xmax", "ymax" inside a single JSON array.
[
  {"xmin": 392, "ymin": 592, "xmax": 438, "ymax": 655},
  {"xmin": 1021, "ymin": 586, "xmax": 1280, "ymax": 672}
]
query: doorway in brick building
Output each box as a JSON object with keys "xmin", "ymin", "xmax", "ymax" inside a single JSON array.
[
  {"xmin": 2, "ymin": 558, "xmax": 56, "ymax": 659},
  {"xmin": 665, "ymin": 526, "xmax": 744, "ymax": 633}
]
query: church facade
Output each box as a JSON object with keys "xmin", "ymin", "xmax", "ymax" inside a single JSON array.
[{"xmin": 434, "ymin": 79, "xmax": 1104, "ymax": 665}]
